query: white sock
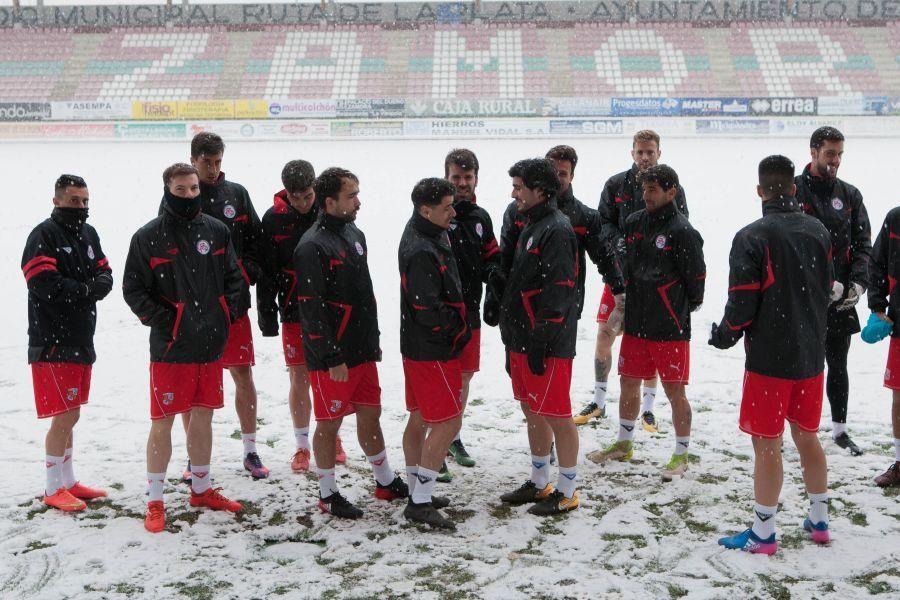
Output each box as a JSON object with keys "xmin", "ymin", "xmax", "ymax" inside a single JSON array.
[
  {"xmin": 294, "ymin": 427, "xmax": 310, "ymax": 450},
  {"xmin": 674, "ymin": 436, "xmax": 690, "ymax": 456},
  {"xmin": 147, "ymin": 472, "xmax": 166, "ymax": 502},
  {"xmin": 531, "ymin": 454, "xmax": 552, "ymax": 488},
  {"xmin": 453, "ymin": 431, "xmax": 461, "ymax": 442},
  {"xmin": 557, "ymin": 466, "xmax": 577, "ymax": 498},
  {"xmin": 191, "ymin": 464, "xmax": 211, "ymax": 494},
  {"xmin": 366, "ymin": 450, "xmax": 394, "ymax": 487},
  {"xmin": 594, "ymin": 381, "xmax": 608, "ymax": 410},
  {"xmin": 751, "ymin": 503, "xmax": 778, "ymax": 539},
  {"xmin": 894, "ymin": 438, "xmax": 900, "ymax": 462},
  {"xmin": 62, "ymin": 447, "xmax": 76, "ymax": 489},
  {"xmin": 832, "ymin": 422, "xmax": 847, "ymax": 438},
  {"xmin": 241, "ymin": 433, "xmax": 257, "ymax": 456},
  {"xmin": 45, "ymin": 454, "xmax": 64, "ymax": 495},
  {"xmin": 618, "ymin": 419, "xmax": 636, "ymax": 442},
  {"xmin": 317, "ymin": 467, "xmax": 338, "ymax": 498},
  {"xmin": 411, "ymin": 466, "xmax": 438, "ymax": 504},
  {"xmin": 641, "ymin": 387, "xmax": 657, "ymax": 414},
  {"xmin": 406, "ymin": 465, "xmax": 418, "ymax": 496},
  {"xmin": 808, "ymin": 492, "xmax": 829, "ymax": 525}
]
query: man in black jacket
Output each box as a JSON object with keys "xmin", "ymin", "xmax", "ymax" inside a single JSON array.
[
  {"xmin": 498, "ymin": 159, "xmax": 581, "ymax": 517},
  {"xmin": 711, "ymin": 156, "xmax": 835, "ymax": 554},
  {"xmin": 124, "ymin": 163, "xmax": 246, "ymax": 533},
  {"xmin": 22, "ymin": 174, "xmax": 112, "ymax": 512},
  {"xmin": 441, "ymin": 149, "xmax": 501, "ymax": 475},
  {"xmin": 587, "ymin": 165, "xmax": 705, "ymax": 482},
  {"xmin": 295, "ymin": 167, "xmax": 407, "ymax": 520},
  {"xmin": 795, "ymin": 126, "xmax": 872, "ymax": 456},
  {"xmin": 578, "ymin": 131, "xmax": 690, "ymax": 432},
  {"xmin": 399, "ymin": 177, "xmax": 470, "ymax": 530}
]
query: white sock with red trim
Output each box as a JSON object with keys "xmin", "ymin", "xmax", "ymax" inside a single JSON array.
[
  {"xmin": 191, "ymin": 465, "xmax": 211, "ymax": 494},
  {"xmin": 147, "ymin": 472, "xmax": 166, "ymax": 502},
  {"xmin": 62, "ymin": 447, "xmax": 76, "ymax": 489},
  {"xmin": 366, "ymin": 450, "xmax": 394, "ymax": 487},
  {"xmin": 317, "ymin": 468, "xmax": 338, "ymax": 498},
  {"xmin": 411, "ymin": 467, "xmax": 438, "ymax": 505},
  {"xmin": 294, "ymin": 427, "xmax": 310, "ymax": 450},
  {"xmin": 45, "ymin": 455, "xmax": 64, "ymax": 495},
  {"xmin": 241, "ymin": 433, "xmax": 257, "ymax": 456}
]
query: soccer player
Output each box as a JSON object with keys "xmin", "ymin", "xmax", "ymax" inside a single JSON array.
[
  {"xmin": 712, "ymin": 155, "xmax": 836, "ymax": 553},
  {"xmin": 795, "ymin": 126, "xmax": 872, "ymax": 456},
  {"xmin": 867, "ymin": 207, "xmax": 900, "ymax": 487},
  {"xmin": 22, "ymin": 174, "xmax": 112, "ymax": 512},
  {"xmin": 399, "ymin": 177, "xmax": 469, "ymax": 530},
  {"xmin": 576, "ymin": 131, "xmax": 689, "ymax": 432},
  {"xmin": 124, "ymin": 163, "xmax": 246, "ymax": 533},
  {"xmin": 257, "ymin": 160, "xmax": 346, "ymax": 472},
  {"xmin": 294, "ymin": 167, "xmax": 407, "ymax": 519},
  {"xmin": 586, "ymin": 165, "xmax": 705, "ymax": 481},
  {"xmin": 498, "ymin": 158, "xmax": 581, "ymax": 516},
  {"xmin": 441, "ymin": 149, "xmax": 501, "ymax": 477}
]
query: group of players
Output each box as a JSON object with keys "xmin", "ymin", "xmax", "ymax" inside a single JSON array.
[{"xmin": 21, "ymin": 126, "xmax": 900, "ymax": 552}]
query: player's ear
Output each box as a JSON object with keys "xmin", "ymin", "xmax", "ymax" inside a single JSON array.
[{"xmin": 756, "ymin": 185, "xmax": 764, "ymax": 200}]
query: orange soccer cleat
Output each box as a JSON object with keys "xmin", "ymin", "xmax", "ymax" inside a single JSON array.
[
  {"xmin": 291, "ymin": 448, "xmax": 311, "ymax": 473},
  {"xmin": 67, "ymin": 482, "xmax": 107, "ymax": 500},
  {"xmin": 144, "ymin": 501, "xmax": 166, "ymax": 533},
  {"xmin": 43, "ymin": 487, "xmax": 86, "ymax": 512},
  {"xmin": 189, "ymin": 487, "xmax": 243, "ymax": 513}
]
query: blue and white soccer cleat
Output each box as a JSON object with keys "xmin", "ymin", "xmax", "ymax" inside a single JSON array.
[
  {"xmin": 803, "ymin": 518, "xmax": 830, "ymax": 544},
  {"xmin": 718, "ymin": 528, "xmax": 778, "ymax": 555}
]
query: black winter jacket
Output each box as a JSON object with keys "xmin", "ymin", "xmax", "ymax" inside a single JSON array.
[
  {"xmin": 294, "ymin": 213, "xmax": 380, "ymax": 371},
  {"xmin": 124, "ymin": 202, "xmax": 245, "ymax": 363},
  {"xmin": 448, "ymin": 197, "xmax": 501, "ymax": 330},
  {"xmin": 622, "ymin": 202, "xmax": 705, "ymax": 341},
  {"xmin": 711, "ymin": 197, "xmax": 833, "ymax": 379},
  {"xmin": 500, "ymin": 199, "xmax": 578, "ymax": 358},
  {"xmin": 868, "ymin": 207, "xmax": 900, "ymax": 337},
  {"xmin": 257, "ymin": 190, "xmax": 319, "ymax": 335},
  {"xmin": 22, "ymin": 210, "xmax": 112, "ymax": 364}
]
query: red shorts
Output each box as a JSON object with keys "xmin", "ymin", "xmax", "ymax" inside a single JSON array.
[
  {"xmin": 596, "ymin": 284, "xmax": 615, "ymax": 323},
  {"xmin": 884, "ymin": 337, "xmax": 900, "ymax": 389},
  {"xmin": 618, "ymin": 334, "xmax": 690, "ymax": 383},
  {"xmin": 31, "ymin": 362, "xmax": 91, "ymax": 419},
  {"xmin": 509, "ymin": 352, "xmax": 573, "ymax": 418},
  {"xmin": 281, "ymin": 322, "xmax": 306, "ymax": 367},
  {"xmin": 403, "ymin": 358, "xmax": 463, "ymax": 423},
  {"xmin": 740, "ymin": 370, "xmax": 824, "ymax": 437},
  {"xmin": 149, "ymin": 362, "xmax": 224, "ymax": 420},
  {"xmin": 221, "ymin": 315, "xmax": 255, "ymax": 368},
  {"xmin": 310, "ymin": 362, "xmax": 381, "ymax": 421},
  {"xmin": 459, "ymin": 328, "xmax": 481, "ymax": 374}
]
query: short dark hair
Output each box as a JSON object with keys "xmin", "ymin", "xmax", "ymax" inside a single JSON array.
[
  {"xmin": 758, "ymin": 155, "xmax": 795, "ymax": 199},
  {"xmin": 163, "ymin": 163, "xmax": 200, "ymax": 186},
  {"xmin": 545, "ymin": 145, "xmax": 578, "ymax": 171},
  {"xmin": 444, "ymin": 148, "xmax": 479, "ymax": 177},
  {"xmin": 508, "ymin": 158, "xmax": 560, "ymax": 201},
  {"xmin": 639, "ymin": 164, "xmax": 679, "ymax": 191},
  {"xmin": 190, "ymin": 131, "xmax": 225, "ymax": 158},
  {"xmin": 54, "ymin": 174, "xmax": 86, "ymax": 195},
  {"xmin": 810, "ymin": 126, "xmax": 844, "ymax": 150},
  {"xmin": 281, "ymin": 160, "xmax": 316, "ymax": 194},
  {"xmin": 314, "ymin": 167, "xmax": 358, "ymax": 209},
  {"xmin": 411, "ymin": 178, "xmax": 456, "ymax": 208}
]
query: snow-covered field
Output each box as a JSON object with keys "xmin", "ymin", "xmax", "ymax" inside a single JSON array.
[{"xmin": 1, "ymin": 135, "xmax": 898, "ymax": 599}]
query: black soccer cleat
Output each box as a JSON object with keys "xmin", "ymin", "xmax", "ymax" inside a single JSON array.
[
  {"xmin": 374, "ymin": 476, "xmax": 409, "ymax": 501},
  {"xmin": 318, "ymin": 492, "xmax": 364, "ymax": 519},
  {"xmin": 403, "ymin": 499, "xmax": 456, "ymax": 530},
  {"xmin": 526, "ymin": 490, "xmax": 579, "ymax": 516},
  {"xmin": 499, "ymin": 480, "xmax": 554, "ymax": 505},
  {"xmin": 834, "ymin": 432, "xmax": 863, "ymax": 456}
]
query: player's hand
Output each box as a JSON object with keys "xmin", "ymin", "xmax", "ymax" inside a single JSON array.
[
  {"xmin": 835, "ymin": 282, "xmax": 864, "ymax": 311},
  {"xmin": 876, "ymin": 311, "xmax": 894, "ymax": 325},
  {"xmin": 829, "ymin": 281, "xmax": 844, "ymax": 304},
  {"xmin": 487, "ymin": 269, "xmax": 507, "ymax": 302},
  {"xmin": 606, "ymin": 305, "xmax": 624, "ymax": 335},
  {"xmin": 329, "ymin": 363, "xmax": 349, "ymax": 382},
  {"xmin": 708, "ymin": 322, "xmax": 726, "ymax": 349},
  {"xmin": 258, "ymin": 315, "xmax": 279, "ymax": 337},
  {"xmin": 87, "ymin": 272, "xmax": 114, "ymax": 301},
  {"xmin": 527, "ymin": 343, "xmax": 546, "ymax": 376},
  {"xmin": 613, "ymin": 293, "xmax": 625, "ymax": 309},
  {"xmin": 482, "ymin": 298, "xmax": 500, "ymax": 327}
]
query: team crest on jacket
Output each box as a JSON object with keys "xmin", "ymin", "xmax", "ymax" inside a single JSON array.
[
  {"xmin": 831, "ymin": 198, "xmax": 843, "ymax": 210},
  {"xmin": 526, "ymin": 236, "xmax": 534, "ymax": 250},
  {"xmin": 655, "ymin": 235, "xmax": 667, "ymax": 249},
  {"xmin": 87, "ymin": 245, "xmax": 95, "ymax": 260},
  {"xmin": 223, "ymin": 204, "xmax": 236, "ymax": 219},
  {"xmin": 355, "ymin": 242, "xmax": 364, "ymax": 256},
  {"xmin": 475, "ymin": 223, "xmax": 483, "ymax": 237},
  {"xmin": 63, "ymin": 247, "xmax": 72, "ymax": 254},
  {"xmin": 196, "ymin": 240, "xmax": 211, "ymax": 255}
]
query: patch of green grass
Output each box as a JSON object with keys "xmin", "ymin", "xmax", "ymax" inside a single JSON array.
[
  {"xmin": 230, "ymin": 430, "xmax": 242, "ymax": 440},
  {"xmin": 490, "ymin": 503, "xmax": 513, "ymax": 520},
  {"xmin": 718, "ymin": 449, "xmax": 751, "ymax": 462},
  {"xmin": 512, "ymin": 534, "xmax": 544, "ymax": 556},
  {"xmin": 557, "ymin": 578, "xmax": 576, "ymax": 586},
  {"xmin": 445, "ymin": 507, "xmax": 476, "ymax": 522},
  {"xmin": 850, "ymin": 567, "xmax": 900, "ymax": 594},
  {"xmin": 25, "ymin": 503, "xmax": 52, "ymax": 520},
  {"xmin": 667, "ymin": 584, "xmax": 689, "ymax": 598},
  {"xmin": 169, "ymin": 510, "xmax": 200, "ymax": 529},
  {"xmin": 268, "ymin": 510, "xmax": 286, "ymax": 526},
  {"xmin": 758, "ymin": 574, "xmax": 791, "ymax": 600},
  {"xmin": 819, "ymin": 582, "xmax": 835, "ymax": 593},
  {"xmin": 601, "ymin": 533, "xmax": 648, "ymax": 548},
  {"xmin": 167, "ymin": 573, "xmax": 233, "ymax": 600},
  {"xmin": 644, "ymin": 503, "xmax": 663, "ymax": 516},
  {"xmin": 109, "ymin": 482, "xmax": 124, "ymax": 491},
  {"xmin": 256, "ymin": 417, "xmax": 267, "ymax": 426},
  {"xmin": 234, "ymin": 500, "xmax": 263, "ymax": 525},
  {"xmin": 470, "ymin": 398, "xmax": 484, "ymax": 406},
  {"xmin": 537, "ymin": 519, "xmax": 563, "ymax": 536},
  {"xmin": 22, "ymin": 540, "xmax": 54, "ymax": 554},
  {"xmin": 849, "ymin": 511, "xmax": 869, "ymax": 527},
  {"xmin": 778, "ymin": 528, "xmax": 805, "ymax": 550},
  {"xmin": 111, "ymin": 583, "xmax": 144, "ymax": 595},
  {"xmin": 685, "ymin": 520, "xmax": 716, "ymax": 534},
  {"xmin": 265, "ymin": 438, "xmax": 277, "ymax": 449},
  {"xmin": 696, "ymin": 473, "xmax": 729, "ymax": 484},
  {"xmin": 366, "ymin": 530, "xmax": 389, "ymax": 542}
]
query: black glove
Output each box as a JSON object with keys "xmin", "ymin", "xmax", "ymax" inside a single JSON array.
[
  {"xmin": 487, "ymin": 269, "xmax": 507, "ymax": 302},
  {"xmin": 689, "ymin": 301, "xmax": 702, "ymax": 313},
  {"xmin": 258, "ymin": 313, "xmax": 279, "ymax": 337},
  {"xmin": 708, "ymin": 322, "xmax": 726, "ymax": 349},
  {"xmin": 527, "ymin": 342, "xmax": 547, "ymax": 376},
  {"xmin": 504, "ymin": 349, "xmax": 511, "ymax": 376},
  {"xmin": 483, "ymin": 296, "xmax": 500, "ymax": 327},
  {"xmin": 86, "ymin": 272, "xmax": 114, "ymax": 301}
]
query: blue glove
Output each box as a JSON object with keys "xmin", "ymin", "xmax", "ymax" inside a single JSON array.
[{"xmin": 861, "ymin": 313, "xmax": 892, "ymax": 344}]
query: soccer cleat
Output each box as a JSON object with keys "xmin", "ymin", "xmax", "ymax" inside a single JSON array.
[
  {"xmin": 499, "ymin": 480, "xmax": 554, "ymax": 505},
  {"xmin": 243, "ymin": 452, "xmax": 270, "ymax": 480},
  {"xmin": 874, "ymin": 461, "xmax": 900, "ymax": 487},
  {"xmin": 43, "ymin": 487, "xmax": 86, "ymax": 512},
  {"xmin": 641, "ymin": 411, "xmax": 658, "ymax": 433},
  {"xmin": 144, "ymin": 501, "xmax": 165, "ymax": 533},
  {"xmin": 374, "ymin": 476, "xmax": 409, "ymax": 501},
  {"xmin": 833, "ymin": 432, "xmax": 863, "ymax": 456},
  {"xmin": 718, "ymin": 528, "xmax": 778, "ymax": 555},
  {"xmin": 573, "ymin": 402, "xmax": 605, "ymax": 425},
  {"xmin": 586, "ymin": 440, "xmax": 633, "ymax": 464},
  {"xmin": 448, "ymin": 439, "xmax": 476, "ymax": 467},
  {"xmin": 661, "ymin": 453, "xmax": 689, "ymax": 481},
  {"xmin": 189, "ymin": 487, "xmax": 243, "ymax": 513},
  {"xmin": 318, "ymin": 491, "xmax": 363, "ymax": 519},
  {"xmin": 403, "ymin": 499, "xmax": 456, "ymax": 530},
  {"xmin": 335, "ymin": 436, "xmax": 347, "ymax": 464},
  {"xmin": 291, "ymin": 448, "xmax": 311, "ymax": 473},
  {"xmin": 182, "ymin": 460, "xmax": 192, "ymax": 484},
  {"xmin": 803, "ymin": 518, "xmax": 830, "ymax": 544},
  {"xmin": 527, "ymin": 490, "xmax": 579, "ymax": 516},
  {"xmin": 67, "ymin": 482, "xmax": 107, "ymax": 500},
  {"xmin": 437, "ymin": 461, "xmax": 453, "ymax": 483}
]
